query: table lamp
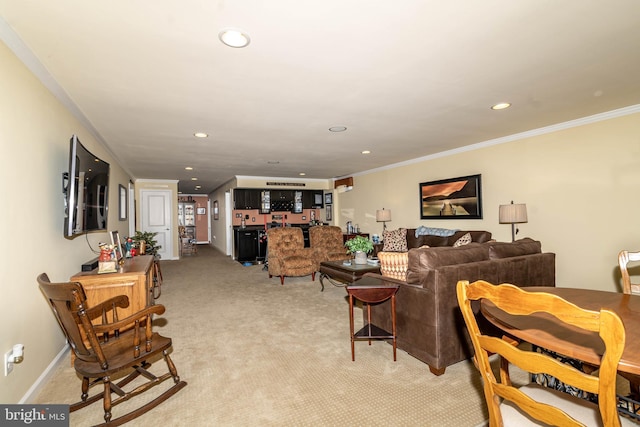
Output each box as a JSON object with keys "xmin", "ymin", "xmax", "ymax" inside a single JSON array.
[
  {"xmin": 499, "ymin": 201, "xmax": 527, "ymax": 241},
  {"xmin": 376, "ymin": 208, "xmax": 392, "ymax": 232}
]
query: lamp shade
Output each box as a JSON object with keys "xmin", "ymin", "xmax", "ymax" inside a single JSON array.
[
  {"xmin": 376, "ymin": 209, "xmax": 391, "ymax": 222},
  {"xmin": 498, "ymin": 203, "xmax": 527, "ymax": 224}
]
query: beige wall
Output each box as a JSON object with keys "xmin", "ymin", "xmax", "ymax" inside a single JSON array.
[
  {"xmin": 209, "ymin": 180, "xmax": 235, "ymax": 254},
  {"xmin": 335, "ymin": 112, "xmax": 640, "ymax": 292},
  {"xmin": 0, "ymin": 41, "xmax": 133, "ymax": 403}
]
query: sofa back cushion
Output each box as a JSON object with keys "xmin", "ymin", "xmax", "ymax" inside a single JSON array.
[
  {"xmin": 406, "ymin": 244, "xmax": 490, "ymax": 286},
  {"xmin": 488, "ymin": 238, "xmax": 541, "ymax": 259},
  {"xmin": 445, "ymin": 230, "xmax": 492, "ymax": 246},
  {"xmin": 408, "ymin": 231, "xmax": 450, "ymax": 248},
  {"xmin": 406, "ymin": 229, "xmax": 493, "ymax": 249}
]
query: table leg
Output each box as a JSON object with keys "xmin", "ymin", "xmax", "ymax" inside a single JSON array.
[
  {"xmin": 391, "ymin": 294, "xmax": 397, "ymax": 361},
  {"xmin": 319, "ymin": 271, "xmax": 350, "ymax": 291},
  {"xmin": 349, "ymin": 294, "xmax": 355, "ymax": 361},
  {"xmin": 367, "ymin": 303, "xmax": 372, "ymax": 346}
]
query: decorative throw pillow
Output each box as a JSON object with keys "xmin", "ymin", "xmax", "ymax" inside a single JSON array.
[
  {"xmin": 378, "ymin": 251, "xmax": 409, "ymax": 281},
  {"xmin": 453, "ymin": 232, "xmax": 472, "ymax": 247},
  {"xmin": 382, "ymin": 228, "xmax": 408, "ymax": 252}
]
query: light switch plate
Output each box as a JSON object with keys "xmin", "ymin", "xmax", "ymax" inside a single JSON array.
[{"xmin": 4, "ymin": 349, "xmax": 14, "ymax": 376}]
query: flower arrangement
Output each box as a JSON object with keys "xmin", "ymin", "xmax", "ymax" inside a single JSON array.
[
  {"xmin": 131, "ymin": 231, "xmax": 162, "ymax": 255},
  {"xmin": 344, "ymin": 235, "xmax": 374, "ymax": 254}
]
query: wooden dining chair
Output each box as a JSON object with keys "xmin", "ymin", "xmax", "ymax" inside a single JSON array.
[
  {"xmin": 619, "ymin": 250, "xmax": 640, "ymax": 294},
  {"xmin": 618, "ymin": 250, "xmax": 640, "ymax": 399},
  {"xmin": 457, "ymin": 280, "xmax": 633, "ymax": 427},
  {"xmin": 38, "ymin": 273, "xmax": 187, "ymax": 426}
]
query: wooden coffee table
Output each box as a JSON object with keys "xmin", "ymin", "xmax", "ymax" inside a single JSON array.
[{"xmin": 318, "ymin": 260, "xmax": 380, "ymax": 291}]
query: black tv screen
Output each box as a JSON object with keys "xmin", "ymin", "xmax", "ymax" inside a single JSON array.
[{"xmin": 64, "ymin": 135, "xmax": 110, "ymax": 238}]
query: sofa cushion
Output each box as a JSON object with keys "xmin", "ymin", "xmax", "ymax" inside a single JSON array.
[
  {"xmin": 453, "ymin": 232, "xmax": 472, "ymax": 247},
  {"xmin": 445, "ymin": 230, "xmax": 493, "ymax": 246},
  {"xmin": 383, "ymin": 228, "xmax": 408, "ymax": 252},
  {"xmin": 409, "ymin": 244, "xmax": 490, "ymax": 270},
  {"xmin": 407, "ymin": 229, "xmax": 450, "ymax": 249},
  {"xmin": 488, "ymin": 238, "xmax": 542, "ymax": 259},
  {"xmin": 378, "ymin": 251, "xmax": 409, "ymax": 281}
]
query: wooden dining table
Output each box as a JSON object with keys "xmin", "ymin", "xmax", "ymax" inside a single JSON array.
[{"xmin": 481, "ymin": 286, "xmax": 640, "ymax": 376}]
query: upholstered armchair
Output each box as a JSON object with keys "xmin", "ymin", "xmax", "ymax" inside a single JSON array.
[
  {"xmin": 267, "ymin": 227, "xmax": 317, "ymax": 285},
  {"xmin": 309, "ymin": 225, "xmax": 350, "ymax": 269}
]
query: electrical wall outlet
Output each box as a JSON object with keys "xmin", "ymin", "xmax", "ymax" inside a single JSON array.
[{"xmin": 4, "ymin": 349, "xmax": 14, "ymax": 376}]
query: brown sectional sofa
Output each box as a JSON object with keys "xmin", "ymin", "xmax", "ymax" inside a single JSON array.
[{"xmin": 369, "ymin": 237, "xmax": 556, "ymax": 376}]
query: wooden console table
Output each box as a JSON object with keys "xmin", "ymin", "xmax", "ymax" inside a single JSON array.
[{"xmin": 70, "ymin": 255, "xmax": 155, "ymax": 321}]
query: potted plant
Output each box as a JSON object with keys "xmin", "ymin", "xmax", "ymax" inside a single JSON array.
[
  {"xmin": 344, "ymin": 235, "xmax": 374, "ymax": 265},
  {"xmin": 131, "ymin": 231, "xmax": 162, "ymax": 256}
]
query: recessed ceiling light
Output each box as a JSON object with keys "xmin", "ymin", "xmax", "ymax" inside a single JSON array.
[
  {"xmin": 191, "ymin": 177, "xmax": 198, "ymax": 181},
  {"xmin": 361, "ymin": 150, "xmax": 371, "ymax": 154},
  {"xmin": 491, "ymin": 102, "xmax": 511, "ymax": 110},
  {"xmin": 299, "ymin": 172, "xmax": 306, "ymax": 176},
  {"xmin": 185, "ymin": 166, "xmax": 193, "ymax": 170},
  {"xmin": 195, "ymin": 185, "xmax": 201, "ymax": 189},
  {"xmin": 329, "ymin": 126, "xmax": 347, "ymax": 132},
  {"xmin": 219, "ymin": 29, "xmax": 250, "ymax": 48},
  {"xmin": 194, "ymin": 132, "xmax": 208, "ymax": 138}
]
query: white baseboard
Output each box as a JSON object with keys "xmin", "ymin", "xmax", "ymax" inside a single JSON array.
[{"xmin": 20, "ymin": 344, "xmax": 70, "ymax": 403}]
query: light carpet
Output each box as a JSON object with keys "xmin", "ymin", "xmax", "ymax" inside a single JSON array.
[{"xmin": 35, "ymin": 245, "xmax": 513, "ymax": 426}]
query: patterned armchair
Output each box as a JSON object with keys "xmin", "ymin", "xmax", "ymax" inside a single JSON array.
[
  {"xmin": 309, "ymin": 225, "xmax": 350, "ymax": 269},
  {"xmin": 267, "ymin": 227, "xmax": 317, "ymax": 285}
]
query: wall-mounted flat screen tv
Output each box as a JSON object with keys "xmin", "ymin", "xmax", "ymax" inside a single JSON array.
[{"xmin": 63, "ymin": 135, "xmax": 110, "ymax": 238}]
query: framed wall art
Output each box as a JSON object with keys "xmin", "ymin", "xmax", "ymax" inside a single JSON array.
[
  {"xmin": 419, "ymin": 174, "xmax": 482, "ymax": 219},
  {"xmin": 119, "ymin": 184, "xmax": 127, "ymax": 220},
  {"xmin": 197, "ymin": 207, "xmax": 206, "ymax": 215},
  {"xmin": 213, "ymin": 201, "xmax": 219, "ymax": 220},
  {"xmin": 325, "ymin": 204, "xmax": 332, "ymax": 221}
]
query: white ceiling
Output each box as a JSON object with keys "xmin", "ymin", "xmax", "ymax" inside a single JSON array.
[{"xmin": 2, "ymin": 1, "xmax": 640, "ymax": 194}]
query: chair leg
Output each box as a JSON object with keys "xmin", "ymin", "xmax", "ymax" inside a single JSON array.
[
  {"xmin": 103, "ymin": 377, "xmax": 112, "ymax": 423},
  {"xmin": 629, "ymin": 379, "xmax": 640, "ymax": 400},
  {"xmin": 311, "ymin": 272, "xmax": 315, "ymax": 281},
  {"xmin": 280, "ymin": 276, "xmax": 285, "ymax": 285},
  {"xmin": 164, "ymin": 350, "xmax": 181, "ymax": 383},
  {"xmin": 81, "ymin": 376, "xmax": 90, "ymax": 401}
]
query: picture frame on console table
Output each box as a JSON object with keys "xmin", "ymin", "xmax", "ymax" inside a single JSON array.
[
  {"xmin": 110, "ymin": 231, "xmax": 123, "ymax": 262},
  {"xmin": 419, "ymin": 174, "xmax": 482, "ymax": 220}
]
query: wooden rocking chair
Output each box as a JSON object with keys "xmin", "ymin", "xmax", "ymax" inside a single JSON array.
[{"xmin": 37, "ymin": 273, "xmax": 187, "ymax": 426}]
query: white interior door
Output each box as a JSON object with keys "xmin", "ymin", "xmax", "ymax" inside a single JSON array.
[{"xmin": 141, "ymin": 189, "xmax": 174, "ymax": 260}]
